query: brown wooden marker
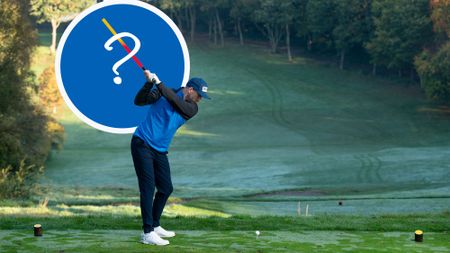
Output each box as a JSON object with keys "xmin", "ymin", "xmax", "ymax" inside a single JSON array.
[
  {"xmin": 34, "ymin": 224, "xmax": 43, "ymax": 236},
  {"xmin": 414, "ymin": 230, "xmax": 423, "ymax": 242}
]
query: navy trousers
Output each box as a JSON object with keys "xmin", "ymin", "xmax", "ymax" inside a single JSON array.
[{"xmin": 131, "ymin": 135, "xmax": 173, "ymax": 233}]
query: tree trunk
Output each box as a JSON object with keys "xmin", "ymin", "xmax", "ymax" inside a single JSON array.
[
  {"xmin": 175, "ymin": 12, "xmax": 182, "ymax": 32},
  {"xmin": 189, "ymin": 7, "xmax": 196, "ymax": 42},
  {"xmin": 237, "ymin": 18, "xmax": 244, "ymax": 45},
  {"xmin": 184, "ymin": 7, "xmax": 189, "ymax": 31},
  {"xmin": 372, "ymin": 63, "xmax": 377, "ymax": 76},
  {"xmin": 50, "ymin": 19, "xmax": 59, "ymax": 55},
  {"xmin": 410, "ymin": 67, "xmax": 415, "ymax": 81},
  {"xmin": 286, "ymin": 23, "xmax": 292, "ymax": 62},
  {"xmin": 213, "ymin": 17, "xmax": 218, "ymax": 45},
  {"xmin": 269, "ymin": 29, "xmax": 277, "ymax": 53},
  {"xmin": 254, "ymin": 23, "xmax": 280, "ymax": 53},
  {"xmin": 307, "ymin": 34, "xmax": 312, "ymax": 51},
  {"xmin": 208, "ymin": 16, "xmax": 213, "ymax": 41},
  {"xmin": 339, "ymin": 49, "xmax": 345, "ymax": 70},
  {"xmin": 215, "ymin": 8, "xmax": 224, "ymax": 47},
  {"xmin": 268, "ymin": 26, "xmax": 281, "ymax": 54}
]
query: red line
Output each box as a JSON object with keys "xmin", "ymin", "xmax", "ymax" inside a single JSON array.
[{"xmin": 120, "ymin": 42, "xmax": 144, "ymax": 69}]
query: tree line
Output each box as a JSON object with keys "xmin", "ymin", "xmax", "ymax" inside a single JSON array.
[
  {"xmin": 150, "ymin": 0, "xmax": 449, "ymax": 103},
  {"xmin": 0, "ymin": 0, "xmax": 64, "ymax": 198},
  {"xmin": 33, "ymin": 0, "xmax": 449, "ymax": 103}
]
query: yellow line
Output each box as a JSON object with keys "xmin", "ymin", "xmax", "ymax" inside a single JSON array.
[{"xmin": 102, "ymin": 18, "xmax": 127, "ymax": 46}]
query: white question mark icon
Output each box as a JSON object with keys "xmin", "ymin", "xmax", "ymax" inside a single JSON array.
[{"xmin": 104, "ymin": 32, "xmax": 141, "ymax": 85}]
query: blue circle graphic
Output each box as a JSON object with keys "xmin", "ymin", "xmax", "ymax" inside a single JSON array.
[{"xmin": 56, "ymin": 0, "xmax": 190, "ymax": 133}]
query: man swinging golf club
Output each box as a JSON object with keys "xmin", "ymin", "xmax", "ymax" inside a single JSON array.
[{"xmin": 131, "ymin": 70, "xmax": 210, "ymax": 246}]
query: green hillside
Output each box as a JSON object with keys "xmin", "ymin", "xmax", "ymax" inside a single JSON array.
[{"xmin": 39, "ymin": 43, "xmax": 450, "ymax": 216}]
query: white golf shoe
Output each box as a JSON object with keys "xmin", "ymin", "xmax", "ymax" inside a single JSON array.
[
  {"xmin": 154, "ymin": 226, "xmax": 176, "ymax": 238},
  {"xmin": 140, "ymin": 231, "xmax": 170, "ymax": 246}
]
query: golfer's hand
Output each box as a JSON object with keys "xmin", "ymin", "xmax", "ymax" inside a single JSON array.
[{"xmin": 144, "ymin": 70, "xmax": 161, "ymax": 84}]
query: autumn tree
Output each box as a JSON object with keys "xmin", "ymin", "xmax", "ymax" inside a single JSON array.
[
  {"xmin": 414, "ymin": 0, "xmax": 450, "ymax": 103},
  {"xmin": 30, "ymin": 0, "xmax": 93, "ymax": 54},
  {"xmin": 0, "ymin": 0, "xmax": 59, "ymax": 198},
  {"xmin": 430, "ymin": 0, "xmax": 449, "ymax": 43},
  {"xmin": 415, "ymin": 43, "xmax": 450, "ymax": 103},
  {"xmin": 39, "ymin": 64, "xmax": 62, "ymax": 114}
]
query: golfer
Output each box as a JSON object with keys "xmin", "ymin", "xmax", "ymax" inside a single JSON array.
[{"xmin": 131, "ymin": 70, "xmax": 209, "ymax": 245}]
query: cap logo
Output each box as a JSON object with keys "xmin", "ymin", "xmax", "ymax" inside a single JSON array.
[{"xmin": 202, "ymin": 86, "xmax": 208, "ymax": 92}]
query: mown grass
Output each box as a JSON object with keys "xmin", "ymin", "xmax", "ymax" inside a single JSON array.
[
  {"xmin": 40, "ymin": 40, "xmax": 450, "ymax": 216},
  {"xmin": 1, "ymin": 212, "xmax": 449, "ymax": 232},
  {"xmin": 1, "ymin": 229, "xmax": 448, "ymax": 253},
  {"xmin": 3, "ymin": 31, "xmax": 448, "ymax": 252},
  {"xmin": 1, "ymin": 213, "xmax": 449, "ymax": 252}
]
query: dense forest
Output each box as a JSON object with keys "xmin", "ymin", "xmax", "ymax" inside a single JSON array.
[
  {"xmin": 150, "ymin": 0, "xmax": 449, "ymax": 103},
  {"xmin": 0, "ymin": 0, "xmax": 63, "ymax": 198}
]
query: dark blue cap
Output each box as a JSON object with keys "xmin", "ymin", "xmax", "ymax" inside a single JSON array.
[{"xmin": 186, "ymin": 77, "xmax": 210, "ymax": 99}]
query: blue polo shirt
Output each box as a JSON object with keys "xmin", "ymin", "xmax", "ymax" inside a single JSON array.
[{"xmin": 134, "ymin": 89, "xmax": 186, "ymax": 153}]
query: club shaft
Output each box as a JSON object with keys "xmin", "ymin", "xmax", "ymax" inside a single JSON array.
[{"xmin": 102, "ymin": 18, "xmax": 145, "ymax": 70}]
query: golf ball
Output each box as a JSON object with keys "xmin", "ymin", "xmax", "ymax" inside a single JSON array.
[{"xmin": 256, "ymin": 230, "xmax": 260, "ymax": 236}]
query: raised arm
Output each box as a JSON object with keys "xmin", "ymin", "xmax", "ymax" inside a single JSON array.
[
  {"xmin": 157, "ymin": 83, "xmax": 198, "ymax": 120},
  {"xmin": 134, "ymin": 82, "xmax": 162, "ymax": 106}
]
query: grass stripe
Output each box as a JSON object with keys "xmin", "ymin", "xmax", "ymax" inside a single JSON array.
[{"xmin": 1, "ymin": 213, "xmax": 449, "ymax": 232}]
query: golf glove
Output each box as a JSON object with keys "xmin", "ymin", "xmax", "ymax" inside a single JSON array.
[{"xmin": 144, "ymin": 70, "xmax": 161, "ymax": 84}]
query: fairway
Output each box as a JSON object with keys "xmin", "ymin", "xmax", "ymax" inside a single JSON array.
[
  {"xmin": 3, "ymin": 40, "xmax": 447, "ymax": 253},
  {"xmin": 40, "ymin": 42, "xmax": 450, "ymax": 216},
  {"xmin": 1, "ymin": 229, "xmax": 449, "ymax": 253}
]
